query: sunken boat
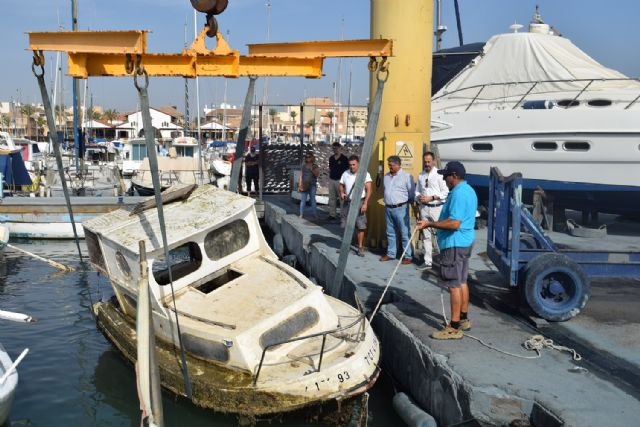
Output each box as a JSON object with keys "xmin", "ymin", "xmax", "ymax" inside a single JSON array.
[{"xmin": 82, "ymin": 185, "xmax": 380, "ymax": 416}]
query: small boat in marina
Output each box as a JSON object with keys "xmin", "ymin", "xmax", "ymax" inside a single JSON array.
[
  {"xmin": 121, "ymin": 137, "xmax": 161, "ymax": 177},
  {"xmin": 129, "ymin": 136, "xmax": 211, "ymax": 195},
  {"xmin": 83, "ymin": 185, "xmax": 380, "ymax": 416},
  {"xmin": 0, "ymin": 196, "xmax": 145, "ymax": 239}
]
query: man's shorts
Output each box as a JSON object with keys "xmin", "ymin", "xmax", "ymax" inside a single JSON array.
[
  {"xmin": 341, "ymin": 200, "xmax": 367, "ymax": 230},
  {"xmin": 439, "ymin": 246, "xmax": 471, "ymax": 288}
]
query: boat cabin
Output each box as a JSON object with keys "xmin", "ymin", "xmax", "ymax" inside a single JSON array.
[
  {"xmin": 82, "ymin": 186, "xmax": 342, "ymax": 372},
  {"xmin": 168, "ymin": 136, "xmax": 199, "ymax": 158},
  {"xmin": 121, "ymin": 137, "xmax": 160, "ymax": 176}
]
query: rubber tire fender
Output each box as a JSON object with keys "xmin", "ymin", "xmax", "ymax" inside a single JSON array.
[{"xmin": 523, "ymin": 252, "xmax": 590, "ymax": 322}]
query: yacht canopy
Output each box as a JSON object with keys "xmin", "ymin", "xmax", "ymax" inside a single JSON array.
[{"xmin": 433, "ymin": 31, "xmax": 640, "ymax": 106}]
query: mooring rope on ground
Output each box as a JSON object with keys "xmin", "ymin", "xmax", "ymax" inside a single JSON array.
[{"xmin": 437, "ymin": 289, "xmax": 581, "ymax": 360}]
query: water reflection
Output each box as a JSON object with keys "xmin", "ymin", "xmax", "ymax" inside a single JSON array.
[{"xmin": 0, "ymin": 239, "xmax": 402, "ymax": 426}]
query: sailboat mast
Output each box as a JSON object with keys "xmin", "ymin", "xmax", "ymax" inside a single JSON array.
[{"xmin": 71, "ymin": 0, "xmax": 81, "ymax": 171}]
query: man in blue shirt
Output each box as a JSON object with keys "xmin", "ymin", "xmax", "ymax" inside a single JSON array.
[{"xmin": 417, "ymin": 161, "xmax": 478, "ymax": 339}]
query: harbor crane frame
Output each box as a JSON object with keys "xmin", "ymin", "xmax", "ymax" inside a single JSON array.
[{"xmin": 28, "ymin": 28, "xmax": 392, "ymax": 79}]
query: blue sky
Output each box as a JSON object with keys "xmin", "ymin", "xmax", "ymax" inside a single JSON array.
[{"xmin": 4, "ymin": 0, "xmax": 640, "ymax": 113}]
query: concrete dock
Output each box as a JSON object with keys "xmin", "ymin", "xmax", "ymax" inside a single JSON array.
[{"xmin": 263, "ymin": 196, "xmax": 640, "ymax": 427}]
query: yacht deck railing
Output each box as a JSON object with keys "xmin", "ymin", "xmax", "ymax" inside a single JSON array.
[{"xmin": 431, "ymin": 77, "xmax": 640, "ymax": 111}]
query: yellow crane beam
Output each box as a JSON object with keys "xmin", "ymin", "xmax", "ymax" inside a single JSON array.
[
  {"xmin": 247, "ymin": 39, "xmax": 393, "ymax": 58},
  {"xmin": 28, "ymin": 29, "xmax": 392, "ymax": 79},
  {"xmin": 29, "ymin": 30, "xmax": 147, "ymax": 54}
]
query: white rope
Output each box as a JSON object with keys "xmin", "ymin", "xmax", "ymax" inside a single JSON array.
[
  {"xmin": 523, "ymin": 334, "xmax": 582, "ymax": 361},
  {"xmin": 369, "ymin": 227, "xmax": 420, "ymax": 321},
  {"xmin": 437, "ymin": 285, "xmax": 581, "ymax": 360}
]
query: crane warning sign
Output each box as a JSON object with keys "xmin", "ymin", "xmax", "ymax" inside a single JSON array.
[{"xmin": 395, "ymin": 140, "xmax": 415, "ymax": 170}]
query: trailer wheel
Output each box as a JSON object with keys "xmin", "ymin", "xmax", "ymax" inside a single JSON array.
[{"xmin": 523, "ymin": 253, "xmax": 590, "ymax": 321}]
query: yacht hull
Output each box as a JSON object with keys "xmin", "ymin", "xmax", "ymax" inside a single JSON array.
[{"xmin": 432, "ymin": 111, "xmax": 640, "ymax": 215}]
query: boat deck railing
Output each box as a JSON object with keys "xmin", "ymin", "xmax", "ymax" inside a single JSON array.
[
  {"xmin": 253, "ymin": 313, "xmax": 367, "ymax": 386},
  {"xmin": 137, "ymin": 169, "xmax": 211, "ymax": 186},
  {"xmin": 432, "ymin": 77, "xmax": 640, "ymax": 111}
]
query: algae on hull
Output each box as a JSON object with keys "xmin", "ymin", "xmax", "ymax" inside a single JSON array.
[{"xmin": 94, "ymin": 301, "xmax": 375, "ymax": 416}]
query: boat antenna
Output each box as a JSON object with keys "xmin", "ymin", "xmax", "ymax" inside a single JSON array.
[{"xmin": 434, "ymin": 0, "xmax": 447, "ymax": 51}]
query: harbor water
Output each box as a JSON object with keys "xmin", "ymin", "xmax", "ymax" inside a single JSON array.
[{"xmin": 0, "ymin": 240, "xmax": 402, "ymax": 426}]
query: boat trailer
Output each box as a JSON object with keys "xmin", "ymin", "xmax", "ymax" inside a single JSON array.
[{"xmin": 486, "ymin": 167, "xmax": 640, "ymax": 321}]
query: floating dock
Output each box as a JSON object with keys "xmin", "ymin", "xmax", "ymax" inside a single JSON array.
[{"xmin": 263, "ymin": 196, "xmax": 640, "ymax": 426}]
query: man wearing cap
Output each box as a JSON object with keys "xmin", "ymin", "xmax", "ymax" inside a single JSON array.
[
  {"xmin": 415, "ymin": 151, "xmax": 449, "ymax": 270},
  {"xmin": 380, "ymin": 155, "xmax": 415, "ymax": 265},
  {"xmin": 417, "ymin": 161, "xmax": 477, "ymax": 339}
]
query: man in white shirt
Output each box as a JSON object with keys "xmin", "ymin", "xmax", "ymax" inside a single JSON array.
[
  {"xmin": 381, "ymin": 155, "xmax": 415, "ymax": 264},
  {"xmin": 415, "ymin": 151, "xmax": 449, "ymax": 269},
  {"xmin": 339, "ymin": 155, "xmax": 372, "ymax": 257}
]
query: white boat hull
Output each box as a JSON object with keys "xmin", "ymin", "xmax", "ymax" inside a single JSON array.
[
  {"xmin": 4, "ymin": 222, "xmax": 86, "ymax": 240},
  {"xmin": 432, "ymin": 110, "xmax": 640, "ymax": 213}
]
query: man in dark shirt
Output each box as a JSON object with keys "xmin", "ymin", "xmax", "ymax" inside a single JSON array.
[
  {"xmin": 244, "ymin": 146, "xmax": 260, "ymax": 196},
  {"xmin": 328, "ymin": 142, "xmax": 349, "ymax": 220}
]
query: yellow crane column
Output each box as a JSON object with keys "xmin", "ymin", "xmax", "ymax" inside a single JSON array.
[{"xmin": 368, "ymin": 0, "xmax": 433, "ymax": 248}]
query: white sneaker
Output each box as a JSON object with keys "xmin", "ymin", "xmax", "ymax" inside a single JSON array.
[{"xmin": 416, "ymin": 262, "xmax": 432, "ymax": 271}]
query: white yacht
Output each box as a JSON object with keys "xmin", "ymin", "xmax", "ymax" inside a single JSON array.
[
  {"xmin": 431, "ymin": 9, "xmax": 640, "ymax": 214},
  {"xmin": 83, "ymin": 185, "xmax": 379, "ymax": 416}
]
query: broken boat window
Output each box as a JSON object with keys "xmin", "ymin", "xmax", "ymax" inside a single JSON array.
[
  {"xmin": 532, "ymin": 141, "xmax": 558, "ymax": 151},
  {"xmin": 153, "ymin": 242, "xmax": 202, "ymax": 286},
  {"xmin": 85, "ymin": 229, "xmax": 107, "ymax": 273},
  {"xmin": 197, "ymin": 269, "xmax": 243, "ymax": 294},
  {"xmin": 259, "ymin": 307, "xmax": 320, "ymax": 349},
  {"xmin": 204, "ymin": 220, "xmax": 250, "ymax": 261},
  {"xmin": 115, "ymin": 251, "xmax": 132, "ymax": 278}
]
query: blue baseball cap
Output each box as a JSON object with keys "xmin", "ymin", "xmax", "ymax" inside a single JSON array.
[{"xmin": 437, "ymin": 161, "xmax": 466, "ymax": 178}]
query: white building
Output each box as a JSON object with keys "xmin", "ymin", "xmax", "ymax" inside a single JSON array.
[{"xmin": 115, "ymin": 106, "xmax": 184, "ymax": 142}]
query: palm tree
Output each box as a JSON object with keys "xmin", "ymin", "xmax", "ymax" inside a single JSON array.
[
  {"xmin": 305, "ymin": 118, "xmax": 316, "ymax": 143},
  {"xmin": 20, "ymin": 104, "xmax": 36, "ymax": 138},
  {"xmin": 268, "ymin": 108, "xmax": 277, "ymax": 138},
  {"xmin": 92, "ymin": 110, "xmax": 103, "ymax": 120},
  {"xmin": 0, "ymin": 114, "xmax": 10, "ymax": 131},
  {"xmin": 36, "ymin": 116, "xmax": 47, "ymax": 140},
  {"xmin": 103, "ymin": 109, "xmax": 118, "ymax": 125},
  {"xmin": 289, "ymin": 110, "xmax": 298, "ymax": 138},
  {"xmin": 349, "ymin": 115, "xmax": 360, "ymax": 140},
  {"xmin": 326, "ymin": 111, "xmax": 334, "ymax": 143}
]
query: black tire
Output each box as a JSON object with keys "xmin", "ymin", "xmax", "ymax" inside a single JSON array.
[
  {"xmin": 523, "ymin": 253, "xmax": 590, "ymax": 321},
  {"xmin": 519, "ymin": 233, "xmax": 539, "ymax": 250}
]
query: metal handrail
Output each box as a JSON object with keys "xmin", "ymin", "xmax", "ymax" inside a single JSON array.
[
  {"xmin": 433, "ymin": 77, "xmax": 640, "ymax": 109},
  {"xmin": 252, "ymin": 313, "xmax": 367, "ymax": 386}
]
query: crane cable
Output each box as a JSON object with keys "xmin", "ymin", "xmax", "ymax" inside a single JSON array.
[{"xmin": 134, "ymin": 65, "xmax": 193, "ymax": 399}]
